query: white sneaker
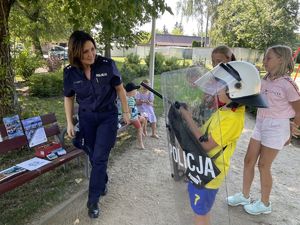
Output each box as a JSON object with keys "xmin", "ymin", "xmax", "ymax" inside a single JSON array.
[
  {"xmin": 227, "ymin": 192, "xmax": 251, "ymax": 206},
  {"xmin": 244, "ymin": 200, "xmax": 272, "ymax": 215}
]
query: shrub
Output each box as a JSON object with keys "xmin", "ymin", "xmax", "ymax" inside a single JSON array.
[
  {"xmin": 164, "ymin": 56, "xmax": 181, "ymax": 71},
  {"xmin": 120, "ymin": 54, "xmax": 147, "ymax": 83},
  {"xmin": 145, "ymin": 52, "xmax": 165, "ymax": 75},
  {"xmin": 13, "ymin": 49, "xmax": 44, "ymax": 81},
  {"xmin": 120, "ymin": 63, "xmax": 147, "ymax": 84},
  {"xmin": 29, "ymin": 71, "xmax": 63, "ymax": 97},
  {"xmin": 125, "ymin": 53, "xmax": 141, "ymax": 64},
  {"xmin": 192, "ymin": 41, "xmax": 202, "ymax": 47}
]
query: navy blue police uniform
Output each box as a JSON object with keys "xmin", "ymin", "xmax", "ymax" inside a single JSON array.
[{"xmin": 63, "ymin": 55, "xmax": 121, "ymax": 205}]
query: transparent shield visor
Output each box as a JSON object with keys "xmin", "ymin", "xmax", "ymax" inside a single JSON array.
[
  {"xmin": 194, "ymin": 64, "xmax": 239, "ymax": 97},
  {"xmin": 161, "ymin": 66, "xmax": 232, "ymax": 225}
]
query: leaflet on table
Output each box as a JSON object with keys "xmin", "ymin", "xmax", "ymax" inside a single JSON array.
[
  {"xmin": 2, "ymin": 115, "xmax": 24, "ymax": 139},
  {"xmin": 16, "ymin": 157, "xmax": 50, "ymax": 171},
  {"xmin": 21, "ymin": 116, "xmax": 47, "ymax": 148},
  {"xmin": 0, "ymin": 166, "xmax": 27, "ymax": 182}
]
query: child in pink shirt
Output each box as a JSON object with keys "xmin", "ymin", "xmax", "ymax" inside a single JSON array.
[{"xmin": 227, "ymin": 45, "xmax": 300, "ymax": 215}]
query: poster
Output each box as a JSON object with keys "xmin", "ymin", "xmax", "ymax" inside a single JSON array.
[
  {"xmin": 3, "ymin": 115, "xmax": 24, "ymax": 139},
  {"xmin": 16, "ymin": 157, "xmax": 50, "ymax": 171},
  {"xmin": 21, "ymin": 116, "xmax": 47, "ymax": 147},
  {"xmin": 0, "ymin": 166, "xmax": 26, "ymax": 182}
]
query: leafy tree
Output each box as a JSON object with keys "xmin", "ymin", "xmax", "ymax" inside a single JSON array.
[
  {"xmin": 138, "ymin": 32, "xmax": 151, "ymax": 44},
  {"xmin": 63, "ymin": 0, "xmax": 172, "ymax": 57},
  {"xmin": 177, "ymin": 0, "xmax": 219, "ymax": 44},
  {"xmin": 0, "ymin": 0, "xmax": 18, "ymax": 119},
  {"xmin": 171, "ymin": 22, "xmax": 184, "ymax": 35},
  {"xmin": 155, "ymin": 29, "xmax": 164, "ymax": 34},
  {"xmin": 210, "ymin": 0, "xmax": 299, "ymax": 50},
  {"xmin": 9, "ymin": 0, "xmax": 72, "ymax": 57},
  {"xmin": 0, "ymin": 0, "xmax": 172, "ymax": 117},
  {"xmin": 163, "ymin": 25, "xmax": 169, "ymax": 34}
]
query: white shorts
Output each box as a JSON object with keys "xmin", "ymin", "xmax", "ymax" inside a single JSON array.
[{"xmin": 252, "ymin": 117, "xmax": 290, "ymax": 150}]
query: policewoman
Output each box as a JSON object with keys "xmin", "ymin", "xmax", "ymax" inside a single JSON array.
[{"xmin": 63, "ymin": 30, "xmax": 130, "ymax": 219}]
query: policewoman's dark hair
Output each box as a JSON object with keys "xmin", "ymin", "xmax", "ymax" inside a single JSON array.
[
  {"xmin": 212, "ymin": 45, "xmax": 236, "ymax": 61},
  {"xmin": 68, "ymin": 30, "xmax": 97, "ymax": 69}
]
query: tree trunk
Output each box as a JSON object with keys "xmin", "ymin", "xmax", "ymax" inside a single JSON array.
[
  {"xmin": 205, "ymin": 10, "xmax": 209, "ymax": 47},
  {"xmin": 104, "ymin": 43, "xmax": 111, "ymax": 58},
  {"xmin": 0, "ymin": 0, "xmax": 19, "ymax": 120},
  {"xmin": 31, "ymin": 28, "xmax": 43, "ymax": 57}
]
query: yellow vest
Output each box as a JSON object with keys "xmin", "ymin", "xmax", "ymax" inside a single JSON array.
[{"xmin": 201, "ymin": 106, "xmax": 245, "ymax": 189}]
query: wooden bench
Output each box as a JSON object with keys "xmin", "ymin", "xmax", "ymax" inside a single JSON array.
[{"xmin": 0, "ymin": 113, "xmax": 85, "ymax": 195}]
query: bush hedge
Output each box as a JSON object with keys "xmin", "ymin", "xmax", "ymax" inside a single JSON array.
[
  {"xmin": 29, "ymin": 71, "xmax": 63, "ymax": 98},
  {"xmin": 13, "ymin": 49, "xmax": 44, "ymax": 81}
]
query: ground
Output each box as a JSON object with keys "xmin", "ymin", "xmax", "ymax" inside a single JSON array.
[{"xmin": 29, "ymin": 114, "xmax": 300, "ymax": 225}]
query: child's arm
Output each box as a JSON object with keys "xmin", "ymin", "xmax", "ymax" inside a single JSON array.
[
  {"xmin": 290, "ymin": 99, "xmax": 300, "ymax": 137},
  {"xmin": 136, "ymin": 99, "xmax": 144, "ymax": 105},
  {"xmin": 135, "ymin": 92, "xmax": 143, "ymax": 105},
  {"xmin": 179, "ymin": 107, "xmax": 218, "ymax": 152}
]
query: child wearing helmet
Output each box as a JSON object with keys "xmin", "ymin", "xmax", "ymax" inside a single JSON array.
[
  {"xmin": 227, "ymin": 45, "xmax": 300, "ymax": 215},
  {"xmin": 179, "ymin": 61, "xmax": 267, "ymax": 225}
]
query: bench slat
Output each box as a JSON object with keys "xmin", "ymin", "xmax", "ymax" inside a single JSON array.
[
  {"xmin": 44, "ymin": 124, "xmax": 60, "ymax": 137},
  {"xmin": 0, "ymin": 136, "xmax": 28, "ymax": 154},
  {"xmin": 0, "ymin": 149, "xmax": 84, "ymax": 195},
  {"xmin": 41, "ymin": 113, "xmax": 57, "ymax": 125}
]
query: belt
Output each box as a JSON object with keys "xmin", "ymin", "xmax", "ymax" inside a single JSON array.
[{"xmin": 80, "ymin": 104, "xmax": 116, "ymax": 113}]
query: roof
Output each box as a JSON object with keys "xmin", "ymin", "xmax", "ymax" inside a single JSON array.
[{"xmin": 154, "ymin": 34, "xmax": 209, "ymax": 47}]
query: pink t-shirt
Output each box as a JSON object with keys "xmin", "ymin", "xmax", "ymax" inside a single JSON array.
[{"xmin": 257, "ymin": 76, "xmax": 300, "ymax": 119}]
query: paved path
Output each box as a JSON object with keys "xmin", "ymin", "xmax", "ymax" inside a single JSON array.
[{"xmin": 29, "ymin": 114, "xmax": 300, "ymax": 225}]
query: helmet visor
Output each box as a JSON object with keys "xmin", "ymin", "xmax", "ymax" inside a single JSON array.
[{"xmin": 193, "ymin": 65, "xmax": 237, "ymax": 96}]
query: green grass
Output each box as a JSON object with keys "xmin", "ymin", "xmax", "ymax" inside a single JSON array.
[
  {"xmin": 0, "ymin": 87, "xmax": 138, "ymax": 225},
  {"xmin": 0, "ymin": 161, "xmax": 86, "ymax": 225},
  {"xmin": 19, "ymin": 96, "xmax": 66, "ymax": 126}
]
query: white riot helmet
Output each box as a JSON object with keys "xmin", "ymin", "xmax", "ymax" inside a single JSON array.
[{"xmin": 194, "ymin": 61, "xmax": 268, "ymax": 108}]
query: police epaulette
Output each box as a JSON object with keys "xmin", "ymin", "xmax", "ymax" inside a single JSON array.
[
  {"xmin": 65, "ymin": 65, "xmax": 72, "ymax": 70},
  {"xmin": 97, "ymin": 56, "xmax": 111, "ymax": 64}
]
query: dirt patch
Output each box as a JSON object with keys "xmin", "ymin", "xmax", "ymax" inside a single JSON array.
[{"xmin": 29, "ymin": 114, "xmax": 300, "ymax": 225}]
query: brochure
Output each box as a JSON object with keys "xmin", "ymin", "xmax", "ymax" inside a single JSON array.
[
  {"xmin": 21, "ymin": 116, "xmax": 47, "ymax": 148},
  {"xmin": 16, "ymin": 157, "xmax": 50, "ymax": 171},
  {"xmin": 0, "ymin": 166, "xmax": 27, "ymax": 183},
  {"xmin": 2, "ymin": 115, "xmax": 24, "ymax": 139}
]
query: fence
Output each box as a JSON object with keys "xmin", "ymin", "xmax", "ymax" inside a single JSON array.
[{"xmin": 111, "ymin": 45, "xmax": 264, "ymax": 65}]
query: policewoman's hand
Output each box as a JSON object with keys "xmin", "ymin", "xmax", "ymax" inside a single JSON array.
[
  {"xmin": 123, "ymin": 112, "xmax": 131, "ymax": 125},
  {"xmin": 67, "ymin": 123, "xmax": 75, "ymax": 138}
]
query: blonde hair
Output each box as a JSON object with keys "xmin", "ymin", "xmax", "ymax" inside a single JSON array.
[
  {"xmin": 142, "ymin": 79, "xmax": 150, "ymax": 84},
  {"xmin": 212, "ymin": 45, "xmax": 236, "ymax": 61},
  {"xmin": 266, "ymin": 45, "xmax": 294, "ymax": 77}
]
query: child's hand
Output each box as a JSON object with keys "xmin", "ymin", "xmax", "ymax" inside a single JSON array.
[
  {"xmin": 290, "ymin": 121, "xmax": 300, "ymax": 137},
  {"xmin": 147, "ymin": 100, "xmax": 153, "ymax": 105},
  {"xmin": 174, "ymin": 101, "xmax": 188, "ymax": 110},
  {"xmin": 178, "ymin": 105, "xmax": 192, "ymax": 121}
]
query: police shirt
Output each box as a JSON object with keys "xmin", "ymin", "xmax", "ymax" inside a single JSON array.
[{"xmin": 63, "ymin": 56, "xmax": 122, "ymax": 112}]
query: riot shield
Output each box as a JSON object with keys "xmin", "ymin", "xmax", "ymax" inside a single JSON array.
[{"xmin": 161, "ymin": 66, "xmax": 232, "ymax": 225}]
